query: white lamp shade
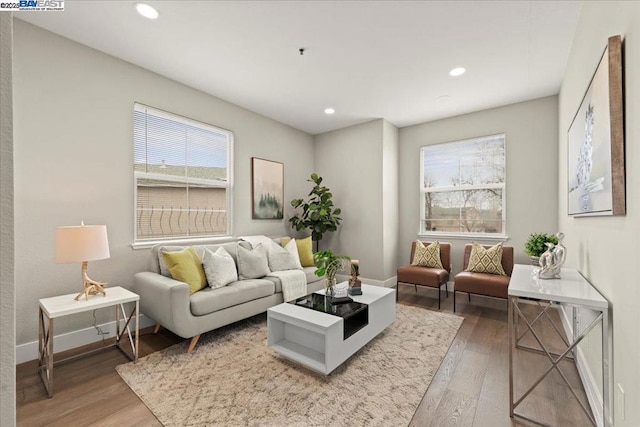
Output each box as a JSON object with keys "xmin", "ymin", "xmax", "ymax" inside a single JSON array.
[{"xmin": 55, "ymin": 224, "xmax": 110, "ymax": 263}]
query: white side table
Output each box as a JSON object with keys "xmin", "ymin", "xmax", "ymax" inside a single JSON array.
[{"xmin": 38, "ymin": 286, "xmax": 139, "ymax": 397}]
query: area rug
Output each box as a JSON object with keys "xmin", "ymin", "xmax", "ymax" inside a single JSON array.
[{"xmin": 116, "ymin": 304, "xmax": 463, "ymax": 426}]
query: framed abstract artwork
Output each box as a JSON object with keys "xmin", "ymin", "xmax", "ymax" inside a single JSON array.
[
  {"xmin": 251, "ymin": 157, "xmax": 284, "ymax": 219},
  {"xmin": 568, "ymin": 35, "xmax": 625, "ymax": 216}
]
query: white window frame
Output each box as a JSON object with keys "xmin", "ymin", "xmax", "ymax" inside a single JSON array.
[
  {"xmin": 418, "ymin": 134, "xmax": 507, "ymax": 241},
  {"xmin": 132, "ymin": 103, "xmax": 234, "ymax": 249}
]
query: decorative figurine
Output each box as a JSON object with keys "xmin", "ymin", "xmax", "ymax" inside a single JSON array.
[
  {"xmin": 552, "ymin": 232, "xmax": 566, "ymax": 268},
  {"xmin": 348, "ymin": 259, "xmax": 362, "ymax": 296},
  {"xmin": 536, "ymin": 232, "xmax": 566, "ymax": 279}
]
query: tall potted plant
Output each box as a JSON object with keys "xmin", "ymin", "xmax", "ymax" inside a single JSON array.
[{"xmin": 289, "ymin": 173, "xmax": 343, "ymax": 251}]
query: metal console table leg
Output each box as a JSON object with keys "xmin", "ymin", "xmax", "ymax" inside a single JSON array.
[{"xmin": 509, "ymin": 296, "xmax": 608, "ymax": 426}]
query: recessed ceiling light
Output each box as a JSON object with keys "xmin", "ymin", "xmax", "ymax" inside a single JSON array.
[
  {"xmin": 437, "ymin": 95, "xmax": 451, "ymax": 103},
  {"xmin": 135, "ymin": 2, "xmax": 159, "ymax": 20},
  {"xmin": 324, "ymin": 108, "xmax": 335, "ymax": 115},
  {"xmin": 449, "ymin": 67, "xmax": 466, "ymax": 77}
]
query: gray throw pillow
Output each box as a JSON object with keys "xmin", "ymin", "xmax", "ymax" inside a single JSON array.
[
  {"xmin": 202, "ymin": 246, "xmax": 238, "ymax": 289},
  {"xmin": 237, "ymin": 243, "xmax": 270, "ymax": 279},
  {"xmin": 266, "ymin": 239, "xmax": 302, "ymax": 272}
]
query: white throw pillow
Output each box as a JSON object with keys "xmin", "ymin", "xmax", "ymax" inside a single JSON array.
[
  {"xmin": 237, "ymin": 243, "xmax": 271, "ymax": 279},
  {"xmin": 202, "ymin": 247, "xmax": 238, "ymax": 289},
  {"xmin": 265, "ymin": 239, "xmax": 302, "ymax": 272},
  {"xmin": 283, "ymin": 238, "xmax": 303, "ymax": 270}
]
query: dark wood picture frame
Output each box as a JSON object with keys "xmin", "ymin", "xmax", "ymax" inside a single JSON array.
[
  {"xmin": 251, "ymin": 157, "xmax": 284, "ymax": 220},
  {"xmin": 567, "ymin": 35, "xmax": 625, "ymax": 216}
]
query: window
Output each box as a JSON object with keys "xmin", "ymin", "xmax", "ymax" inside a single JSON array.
[
  {"xmin": 420, "ymin": 134, "xmax": 505, "ymax": 236},
  {"xmin": 134, "ymin": 103, "xmax": 232, "ymax": 242}
]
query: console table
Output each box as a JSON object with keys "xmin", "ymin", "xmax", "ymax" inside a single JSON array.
[
  {"xmin": 38, "ymin": 286, "xmax": 139, "ymax": 397},
  {"xmin": 508, "ymin": 264, "xmax": 610, "ymax": 426}
]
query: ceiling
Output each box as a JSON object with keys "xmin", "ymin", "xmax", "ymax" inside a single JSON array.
[{"xmin": 16, "ymin": 1, "xmax": 582, "ymax": 135}]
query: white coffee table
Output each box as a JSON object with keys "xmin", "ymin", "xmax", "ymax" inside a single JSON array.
[{"xmin": 267, "ymin": 283, "xmax": 395, "ymax": 375}]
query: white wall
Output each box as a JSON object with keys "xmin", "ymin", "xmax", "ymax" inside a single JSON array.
[
  {"xmin": 13, "ymin": 20, "xmax": 315, "ymax": 345},
  {"xmin": 382, "ymin": 120, "xmax": 399, "ymax": 280},
  {"xmin": 399, "ymin": 96, "xmax": 559, "ymax": 275},
  {"xmin": 314, "ymin": 120, "xmax": 387, "ymax": 281},
  {"xmin": 558, "ymin": 2, "xmax": 640, "ymax": 425},
  {"xmin": 0, "ymin": 13, "xmax": 16, "ymax": 427}
]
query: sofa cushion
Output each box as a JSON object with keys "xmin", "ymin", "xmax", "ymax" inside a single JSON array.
[
  {"xmin": 466, "ymin": 242, "xmax": 507, "ymax": 276},
  {"xmin": 411, "ymin": 240, "xmax": 444, "ymax": 269},
  {"xmin": 303, "ymin": 266, "xmax": 321, "ymax": 284},
  {"xmin": 454, "ymin": 271, "xmax": 510, "ymax": 299},
  {"xmin": 161, "ymin": 247, "xmax": 207, "ymax": 294},
  {"xmin": 190, "ymin": 279, "xmax": 275, "ymax": 315},
  {"xmin": 237, "ymin": 243, "xmax": 270, "ymax": 279},
  {"xmin": 202, "ymin": 247, "xmax": 237, "ymax": 289},
  {"xmin": 281, "ymin": 236, "xmax": 315, "ymax": 267},
  {"xmin": 262, "ymin": 276, "xmax": 282, "ymax": 293}
]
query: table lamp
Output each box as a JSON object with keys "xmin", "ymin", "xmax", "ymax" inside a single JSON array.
[{"xmin": 55, "ymin": 221, "xmax": 110, "ymax": 301}]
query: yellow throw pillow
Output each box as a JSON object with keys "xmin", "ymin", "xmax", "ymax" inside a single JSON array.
[
  {"xmin": 281, "ymin": 236, "xmax": 315, "ymax": 267},
  {"xmin": 161, "ymin": 247, "xmax": 207, "ymax": 294},
  {"xmin": 411, "ymin": 240, "xmax": 443, "ymax": 269},
  {"xmin": 466, "ymin": 242, "xmax": 506, "ymax": 275}
]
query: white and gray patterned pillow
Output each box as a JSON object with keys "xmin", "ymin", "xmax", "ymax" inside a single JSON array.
[
  {"xmin": 266, "ymin": 239, "xmax": 302, "ymax": 272},
  {"xmin": 202, "ymin": 246, "xmax": 238, "ymax": 289},
  {"xmin": 411, "ymin": 241, "xmax": 444, "ymax": 269},
  {"xmin": 237, "ymin": 243, "xmax": 270, "ymax": 279}
]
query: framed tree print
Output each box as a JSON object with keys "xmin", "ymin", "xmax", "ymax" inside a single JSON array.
[{"xmin": 251, "ymin": 157, "xmax": 284, "ymax": 219}]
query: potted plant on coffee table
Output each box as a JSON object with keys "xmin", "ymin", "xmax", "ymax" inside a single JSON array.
[{"xmin": 313, "ymin": 250, "xmax": 350, "ymax": 297}]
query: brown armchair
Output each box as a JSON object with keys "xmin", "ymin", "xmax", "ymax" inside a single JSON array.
[
  {"xmin": 453, "ymin": 244, "xmax": 514, "ymax": 312},
  {"xmin": 396, "ymin": 241, "xmax": 451, "ymax": 309}
]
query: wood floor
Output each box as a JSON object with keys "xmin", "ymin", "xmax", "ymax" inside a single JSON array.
[{"xmin": 16, "ymin": 286, "xmax": 594, "ymax": 426}]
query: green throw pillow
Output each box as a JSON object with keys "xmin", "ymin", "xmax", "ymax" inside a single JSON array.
[
  {"xmin": 466, "ymin": 242, "xmax": 506, "ymax": 276},
  {"xmin": 161, "ymin": 247, "xmax": 207, "ymax": 294},
  {"xmin": 411, "ymin": 240, "xmax": 444, "ymax": 269}
]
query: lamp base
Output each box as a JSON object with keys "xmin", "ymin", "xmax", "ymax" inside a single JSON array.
[{"xmin": 74, "ymin": 262, "xmax": 107, "ymax": 301}]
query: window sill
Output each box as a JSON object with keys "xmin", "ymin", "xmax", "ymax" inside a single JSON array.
[
  {"xmin": 417, "ymin": 232, "xmax": 509, "ymax": 243},
  {"xmin": 131, "ymin": 235, "xmax": 236, "ymax": 250}
]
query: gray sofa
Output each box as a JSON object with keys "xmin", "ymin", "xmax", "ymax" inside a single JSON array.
[{"xmin": 133, "ymin": 241, "xmax": 324, "ymax": 352}]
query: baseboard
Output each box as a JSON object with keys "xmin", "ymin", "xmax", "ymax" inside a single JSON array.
[
  {"xmin": 559, "ymin": 306, "xmax": 604, "ymax": 427},
  {"xmin": 335, "ymin": 275, "xmax": 397, "ymax": 288},
  {"xmin": 382, "ymin": 276, "xmax": 398, "ymax": 288},
  {"xmin": 16, "ymin": 314, "xmax": 155, "ymax": 364}
]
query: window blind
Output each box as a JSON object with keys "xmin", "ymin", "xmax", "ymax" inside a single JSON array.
[{"xmin": 133, "ymin": 103, "xmax": 232, "ymax": 241}]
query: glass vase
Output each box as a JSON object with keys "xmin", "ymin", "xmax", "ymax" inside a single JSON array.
[{"xmin": 325, "ymin": 276, "xmax": 336, "ymax": 297}]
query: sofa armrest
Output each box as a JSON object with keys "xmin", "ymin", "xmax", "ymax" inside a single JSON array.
[{"xmin": 133, "ymin": 272, "xmax": 195, "ymax": 338}]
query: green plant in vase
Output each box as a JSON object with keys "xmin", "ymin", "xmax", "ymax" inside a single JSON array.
[
  {"xmin": 313, "ymin": 250, "xmax": 350, "ymax": 297},
  {"xmin": 525, "ymin": 232, "xmax": 559, "ymax": 265}
]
